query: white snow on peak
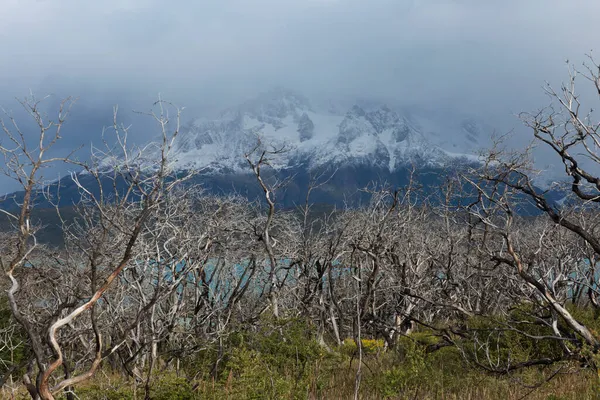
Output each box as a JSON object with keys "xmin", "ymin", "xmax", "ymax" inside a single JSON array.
[{"xmin": 149, "ymin": 89, "xmax": 492, "ymax": 173}]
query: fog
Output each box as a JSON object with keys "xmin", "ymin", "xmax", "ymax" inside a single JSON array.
[{"xmin": 1, "ymin": 0, "xmax": 599, "ymax": 192}]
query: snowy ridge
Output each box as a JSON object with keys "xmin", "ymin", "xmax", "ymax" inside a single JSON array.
[{"xmin": 155, "ymin": 88, "xmax": 489, "ymax": 173}]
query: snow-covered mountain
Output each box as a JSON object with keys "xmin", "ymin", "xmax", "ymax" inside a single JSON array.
[
  {"xmin": 2, "ymin": 89, "xmax": 559, "ymax": 215},
  {"xmin": 164, "ymin": 88, "xmax": 489, "ymax": 173}
]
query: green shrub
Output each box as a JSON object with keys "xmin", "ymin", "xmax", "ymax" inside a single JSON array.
[
  {"xmin": 150, "ymin": 373, "xmax": 195, "ymax": 400},
  {"xmin": 459, "ymin": 308, "xmax": 564, "ymax": 370},
  {"xmin": 73, "ymin": 383, "xmax": 134, "ymax": 400},
  {"xmin": 203, "ymin": 317, "xmax": 337, "ymax": 399},
  {"xmin": 71, "ymin": 373, "xmax": 194, "ymax": 400},
  {"xmin": 341, "ymin": 338, "xmax": 386, "ymax": 356},
  {"xmin": 370, "ymin": 336, "xmax": 427, "ymax": 397}
]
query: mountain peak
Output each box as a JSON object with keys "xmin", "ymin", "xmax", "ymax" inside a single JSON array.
[
  {"xmin": 142, "ymin": 90, "xmax": 489, "ymax": 174},
  {"xmin": 238, "ymin": 87, "xmax": 311, "ymax": 120}
]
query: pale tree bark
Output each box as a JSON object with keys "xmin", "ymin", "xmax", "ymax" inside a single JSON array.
[{"xmin": 0, "ymin": 95, "xmax": 190, "ymax": 399}]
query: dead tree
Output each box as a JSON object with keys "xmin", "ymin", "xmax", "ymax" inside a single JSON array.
[
  {"xmin": 244, "ymin": 136, "xmax": 294, "ymax": 319},
  {"xmin": 462, "ymin": 54, "xmax": 600, "ymax": 367},
  {"xmin": 0, "ymin": 95, "xmax": 189, "ymax": 399}
]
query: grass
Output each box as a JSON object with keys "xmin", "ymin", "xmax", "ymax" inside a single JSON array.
[
  {"xmin": 3, "ymin": 352, "xmax": 598, "ymax": 399},
  {"xmin": 2, "ymin": 317, "xmax": 600, "ymax": 399}
]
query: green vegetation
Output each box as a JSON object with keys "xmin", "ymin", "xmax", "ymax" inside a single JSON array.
[{"xmin": 3, "ymin": 314, "xmax": 599, "ymax": 399}]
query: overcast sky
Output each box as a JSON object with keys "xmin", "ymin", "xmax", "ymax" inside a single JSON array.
[{"xmin": 1, "ymin": 0, "xmax": 599, "ymax": 192}]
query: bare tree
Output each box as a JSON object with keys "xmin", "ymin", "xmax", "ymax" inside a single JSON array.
[
  {"xmin": 244, "ymin": 136, "xmax": 296, "ymax": 319},
  {"xmin": 461, "ymin": 55, "xmax": 600, "ymax": 370},
  {"xmin": 0, "ymin": 95, "xmax": 190, "ymax": 399}
]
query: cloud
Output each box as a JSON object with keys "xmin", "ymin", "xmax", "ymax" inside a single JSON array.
[
  {"xmin": 1, "ymin": 0, "xmax": 597, "ymax": 105},
  {"xmin": 0, "ymin": 0, "xmax": 599, "ymax": 191}
]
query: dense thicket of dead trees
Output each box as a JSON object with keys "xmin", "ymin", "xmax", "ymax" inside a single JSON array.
[{"xmin": 2, "ymin": 57, "xmax": 600, "ymax": 398}]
